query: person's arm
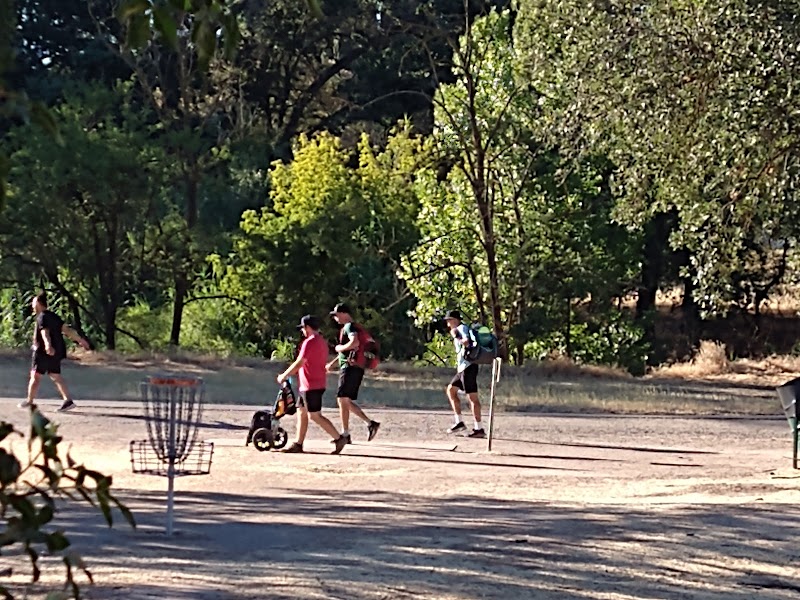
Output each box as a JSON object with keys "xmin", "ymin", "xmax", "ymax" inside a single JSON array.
[
  {"xmin": 277, "ymin": 356, "xmax": 306, "ymax": 384},
  {"xmin": 326, "ymin": 357, "xmax": 339, "ymax": 372},
  {"xmin": 451, "ymin": 326, "xmax": 467, "ymax": 348},
  {"xmin": 62, "ymin": 324, "xmax": 91, "ymax": 350},
  {"xmin": 334, "ymin": 327, "xmax": 360, "ymax": 354},
  {"xmin": 41, "ymin": 329, "xmax": 55, "ymax": 355}
]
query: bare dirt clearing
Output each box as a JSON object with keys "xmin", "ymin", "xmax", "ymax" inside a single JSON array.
[{"xmin": 2, "ymin": 397, "xmax": 800, "ymax": 599}]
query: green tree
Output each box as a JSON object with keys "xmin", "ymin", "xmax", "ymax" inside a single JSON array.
[
  {"xmin": 516, "ymin": 0, "xmax": 800, "ymax": 323},
  {"xmin": 0, "ymin": 83, "xmax": 163, "ymax": 349},
  {"xmin": 401, "ymin": 8, "xmax": 643, "ymax": 367},
  {"xmin": 214, "ymin": 125, "xmax": 427, "ymax": 356}
]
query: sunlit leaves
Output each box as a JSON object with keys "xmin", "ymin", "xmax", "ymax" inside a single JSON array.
[
  {"xmin": 0, "ymin": 411, "xmax": 134, "ymax": 599},
  {"xmin": 219, "ymin": 126, "xmax": 427, "ymax": 349}
]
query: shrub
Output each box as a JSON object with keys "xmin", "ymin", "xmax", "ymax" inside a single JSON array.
[{"xmin": 1, "ymin": 408, "xmax": 134, "ymax": 598}]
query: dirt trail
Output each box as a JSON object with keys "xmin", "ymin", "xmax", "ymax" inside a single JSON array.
[{"xmin": 2, "ymin": 399, "xmax": 799, "ymax": 599}]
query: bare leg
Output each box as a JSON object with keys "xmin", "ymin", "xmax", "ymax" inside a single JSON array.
[
  {"xmin": 467, "ymin": 392, "xmax": 482, "ymax": 423},
  {"xmin": 347, "ymin": 400, "xmax": 371, "ymax": 424},
  {"xmin": 294, "ymin": 405, "xmax": 309, "ymax": 444},
  {"xmin": 310, "ymin": 411, "xmax": 340, "ymax": 440},
  {"xmin": 48, "ymin": 374, "xmax": 72, "ymax": 402},
  {"xmin": 446, "ymin": 384, "xmax": 462, "ymax": 417},
  {"xmin": 337, "ymin": 397, "xmax": 350, "ymax": 431},
  {"xmin": 27, "ymin": 371, "xmax": 41, "ymax": 404}
]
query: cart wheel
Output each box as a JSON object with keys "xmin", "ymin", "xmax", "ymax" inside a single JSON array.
[
  {"xmin": 252, "ymin": 428, "xmax": 273, "ymax": 452},
  {"xmin": 273, "ymin": 427, "xmax": 288, "ymax": 450}
]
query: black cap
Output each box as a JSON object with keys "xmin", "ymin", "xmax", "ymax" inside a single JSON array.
[
  {"xmin": 444, "ymin": 309, "xmax": 462, "ymax": 321},
  {"xmin": 298, "ymin": 315, "xmax": 321, "ymax": 330},
  {"xmin": 329, "ymin": 303, "xmax": 352, "ymax": 315}
]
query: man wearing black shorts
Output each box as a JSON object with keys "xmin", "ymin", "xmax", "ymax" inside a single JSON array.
[
  {"xmin": 19, "ymin": 292, "xmax": 90, "ymax": 412},
  {"xmin": 326, "ymin": 303, "xmax": 380, "ymax": 444},
  {"xmin": 277, "ymin": 315, "xmax": 347, "ymax": 454},
  {"xmin": 444, "ymin": 310, "xmax": 485, "ymax": 438}
]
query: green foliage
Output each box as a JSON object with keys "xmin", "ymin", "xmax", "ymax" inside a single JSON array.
[
  {"xmin": 269, "ymin": 337, "xmax": 297, "ymax": 362},
  {"xmin": 0, "ymin": 409, "xmax": 134, "ymax": 599},
  {"xmin": 1, "ymin": 83, "xmax": 166, "ymax": 349},
  {"xmin": 402, "ymin": 9, "xmax": 641, "ymax": 367},
  {"xmin": 516, "ymin": 0, "xmax": 800, "ymax": 316},
  {"xmin": 415, "ymin": 333, "xmax": 453, "ymax": 368},
  {"xmin": 116, "ymin": 0, "xmax": 242, "ymax": 68},
  {"xmin": 217, "ymin": 124, "xmax": 428, "ymax": 357},
  {"xmin": 525, "ymin": 311, "xmax": 649, "ymax": 375},
  {"xmin": 0, "ymin": 287, "xmax": 34, "ymax": 349}
]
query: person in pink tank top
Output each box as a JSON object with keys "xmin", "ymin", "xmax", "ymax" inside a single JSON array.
[{"xmin": 277, "ymin": 315, "xmax": 348, "ymax": 454}]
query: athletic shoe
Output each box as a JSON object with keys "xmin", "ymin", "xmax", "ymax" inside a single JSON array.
[
  {"xmin": 467, "ymin": 428, "xmax": 486, "ymax": 439},
  {"xmin": 18, "ymin": 400, "xmax": 32, "ymax": 409},
  {"xmin": 367, "ymin": 421, "xmax": 381, "ymax": 441},
  {"xmin": 448, "ymin": 421, "xmax": 466, "ymax": 434},
  {"xmin": 331, "ymin": 435, "xmax": 348, "ymax": 455},
  {"xmin": 331, "ymin": 434, "xmax": 352, "ymax": 445},
  {"xmin": 282, "ymin": 442, "xmax": 304, "ymax": 453},
  {"xmin": 58, "ymin": 399, "xmax": 76, "ymax": 412}
]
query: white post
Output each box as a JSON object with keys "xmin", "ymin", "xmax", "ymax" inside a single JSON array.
[
  {"xmin": 487, "ymin": 357, "xmax": 502, "ymax": 451},
  {"xmin": 166, "ymin": 390, "xmax": 177, "ymax": 535}
]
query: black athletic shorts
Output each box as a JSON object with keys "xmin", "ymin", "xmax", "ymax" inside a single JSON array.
[
  {"xmin": 449, "ymin": 363, "xmax": 479, "ymax": 395},
  {"xmin": 299, "ymin": 389, "xmax": 325, "ymax": 413},
  {"xmin": 337, "ymin": 366, "xmax": 364, "ymax": 400},
  {"xmin": 31, "ymin": 352, "xmax": 62, "ymax": 375}
]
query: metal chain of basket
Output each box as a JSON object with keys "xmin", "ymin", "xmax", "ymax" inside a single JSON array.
[{"xmin": 140, "ymin": 376, "xmax": 203, "ymax": 465}]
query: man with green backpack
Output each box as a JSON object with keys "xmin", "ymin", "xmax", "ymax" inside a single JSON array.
[{"xmin": 443, "ymin": 309, "xmax": 486, "ymax": 438}]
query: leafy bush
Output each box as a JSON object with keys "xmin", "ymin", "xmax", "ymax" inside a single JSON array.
[
  {"xmin": 1, "ymin": 409, "xmax": 134, "ymax": 599},
  {"xmin": 525, "ymin": 312, "xmax": 650, "ymax": 375},
  {"xmin": 415, "ymin": 333, "xmax": 454, "ymax": 367},
  {"xmin": 269, "ymin": 337, "xmax": 298, "ymax": 362}
]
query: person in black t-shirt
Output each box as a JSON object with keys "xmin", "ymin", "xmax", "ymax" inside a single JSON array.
[{"xmin": 19, "ymin": 292, "xmax": 90, "ymax": 412}]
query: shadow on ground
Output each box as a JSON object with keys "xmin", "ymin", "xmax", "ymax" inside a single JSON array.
[{"xmin": 5, "ymin": 489, "xmax": 800, "ymax": 599}]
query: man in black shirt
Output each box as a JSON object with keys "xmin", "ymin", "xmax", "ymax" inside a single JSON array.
[{"xmin": 19, "ymin": 292, "xmax": 90, "ymax": 412}]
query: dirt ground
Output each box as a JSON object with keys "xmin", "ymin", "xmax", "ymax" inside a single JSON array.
[{"xmin": 2, "ymin": 397, "xmax": 800, "ymax": 599}]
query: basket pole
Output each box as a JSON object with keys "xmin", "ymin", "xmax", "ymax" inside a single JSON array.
[
  {"xmin": 487, "ymin": 357, "xmax": 502, "ymax": 452},
  {"xmin": 166, "ymin": 388, "xmax": 177, "ymax": 536}
]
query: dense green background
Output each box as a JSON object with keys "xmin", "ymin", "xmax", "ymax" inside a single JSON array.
[{"xmin": 3, "ymin": 0, "xmax": 800, "ymax": 374}]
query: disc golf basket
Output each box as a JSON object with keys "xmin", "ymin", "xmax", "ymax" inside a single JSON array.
[
  {"xmin": 129, "ymin": 375, "xmax": 214, "ymax": 534},
  {"xmin": 776, "ymin": 377, "xmax": 800, "ymax": 469}
]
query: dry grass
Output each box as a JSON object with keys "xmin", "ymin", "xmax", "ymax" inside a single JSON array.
[
  {"xmin": 0, "ymin": 347, "xmax": 792, "ymax": 416},
  {"xmin": 652, "ymin": 340, "xmax": 731, "ymax": 378}
]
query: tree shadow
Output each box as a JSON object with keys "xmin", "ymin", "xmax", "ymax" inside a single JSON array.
[{"xmin": 8, "ymin": 489, "xmax": 798, "ymax": 599}]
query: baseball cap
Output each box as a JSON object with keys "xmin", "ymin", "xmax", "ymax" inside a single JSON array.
[
  {"xmin": 297, "ymin": 315, "xmax": 321, "ymax": 330},
  {"xmin": 329, "ymin": 303, "xmax": 352, "ymax": 315},
  {"xmin": 444, "ymin": 309, "xmax": 462, "ymax": 321}
]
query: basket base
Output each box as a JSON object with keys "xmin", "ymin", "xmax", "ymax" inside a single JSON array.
[{"xmin": 129, "ymin": 440, "xmax": 214, "ymax": 476}]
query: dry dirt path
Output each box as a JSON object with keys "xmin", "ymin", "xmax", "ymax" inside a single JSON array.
[{"xmin": 2, "ymin": 398, "xmax": 799, "ymax": 599}]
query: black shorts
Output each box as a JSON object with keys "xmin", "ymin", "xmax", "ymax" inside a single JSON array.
[
  {"xmin": 449, "ymin": 363, "xmax": 479, "ymax": 394},
  {"xmin": 31, "ymin": 352, "xmax": 62, "ymax": 375},
  {"xmin": 299, "ymin": 389, "xmax": 324, "ymax": 413},
  {"xmin": 337, "ymin": 366, "xmax": 364, "ymax": 400}
]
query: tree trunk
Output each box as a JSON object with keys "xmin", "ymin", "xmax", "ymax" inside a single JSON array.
[
  {"xmin": 170, "ymin": 274, "xmax": 188, "ymax": 347},
  {"xmin": 676, "ymin": 248, "xmax": 701, "ymax": 350},
  {"xmin": 636, "ymin": 211, "xmax": 673, "ymax": 364},
  {"xmin": 169, "ymin": 168, "xmax": 199, "ymax": 347},
  {"xmin": 565, "ymin": 296, "xmax": 572, "ymax": 358}
]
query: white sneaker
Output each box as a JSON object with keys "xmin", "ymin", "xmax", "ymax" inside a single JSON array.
[{"xmin": 18, "ymin": 400, "xmax": 32, "ymax": 409}]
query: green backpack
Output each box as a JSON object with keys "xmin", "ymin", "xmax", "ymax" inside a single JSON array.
[{"xmin": 464, "ymin": 324, "xmax": 499, "ymax": 364}]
